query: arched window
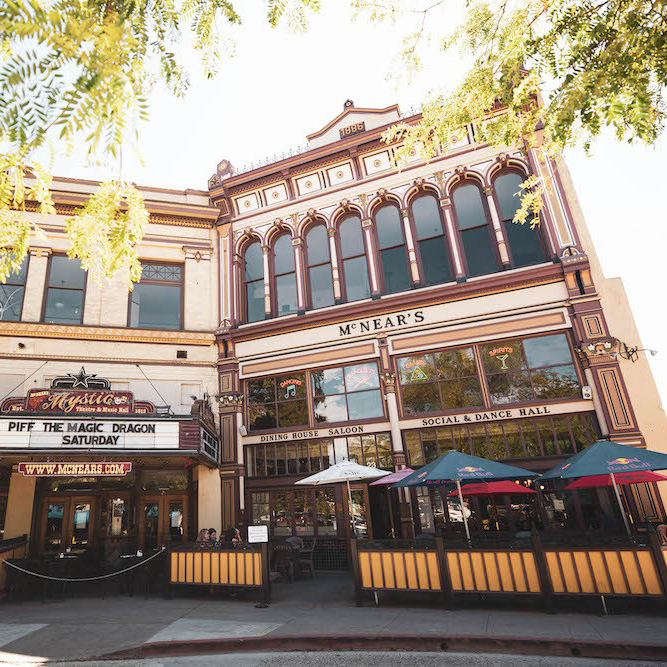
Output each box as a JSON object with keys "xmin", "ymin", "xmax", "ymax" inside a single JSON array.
[
  {"xmin": 375, "ymin": 204, "xmax": 411, "ymax": 294},
  {"xmin": 339, "ymin": 214, "xmax": 370, "ymax": 302},
  {"xmin": 305, "ymin": 224, "xmax": 334, "ymax": 310},
  {"xmin": 452, "ymin": 183, "xmax": 499, "ymax": 277},
  {"xmin": 411, "ymin": 193, "xmax": 452, "ymax": 286},
  {"xmin": 273, "ymin": 233, "xmax": 297, "ymax": 317},
  {"xmin": 494, "ymin": 172, "xmax": 546, "ymax": 267},
  {"xmin": 243, "ymin": 241, "xmax": 264, "ymax": 323}
]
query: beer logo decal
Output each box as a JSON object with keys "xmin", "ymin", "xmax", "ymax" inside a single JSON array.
[
  {"xmin": 417, "ymin": 471, "xmax": 428, "ymax": 479},
  {"xmin": 405, "ymin": 359, "xmax": 429, "ymax": 382},
  {"xmin": 347, "ymin": 366, "xmax": 377, "ymax": 389},
  {"xmin": 458, "ymin": 466, "xmax": 482, "ymax": 474},
  {"xmin": 608, "ymin": 457, "xmax": 640, "ymax": 466}
]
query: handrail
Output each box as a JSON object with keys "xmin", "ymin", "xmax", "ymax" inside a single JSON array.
[{"xmin": 0, "ymin": 535, "xmax": 28, "ymax": 555}]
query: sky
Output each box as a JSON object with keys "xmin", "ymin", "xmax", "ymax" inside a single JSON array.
[{"xmin": 49, "ymin": 1, "xmax": 667, "ymax": 404}]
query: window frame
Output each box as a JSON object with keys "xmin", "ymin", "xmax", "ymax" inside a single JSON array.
[
  {"xmin": 395, "ymin": 331, "xmax": 584, "ymax": 419},
  {"xmin": 41, "ymin": 253, "xmax": 88, "ymax": 325},
  {"xmin": 0, "ymin": 253, "xmax": 30, "ymax": 322},
  {"xmin": 244, "ymin": 360, "xmax": 387, "ymax": 435},
  {"xmin": 303, "ymin": 222, "xmax": 335, "ymax": 311},
  {"xmin": 450, "ymin": 180, "xmax": 502, "ymax": 278},
  {"xmin": 245, "ymin": 372, "xmax": 310, "ymax": 433},
  {"xmin": 126, "ymin": 260, "xmax": 184, "ymax": 331},
  {"xmin": 407, "ymin": 191, "xmax": 454, "ymax": 288},
  {"xmin": 270, "ymin": 232, "xmax": 298, "ymax": 318},
  {"xmin": 491, "ymin": 168, "xmax": 548, "ymax": 268},
  {"xmin": 372, "ymin": 202, "xmax": 412, "ymax": 295},
  {"xmin": 334, "ymin": 213, "xmax": 373, "ymax": 304},
  {"xmin": 241, "ymin": 240, "xmax": 265, "ymax": 324}
]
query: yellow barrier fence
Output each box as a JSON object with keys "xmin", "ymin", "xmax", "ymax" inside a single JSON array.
[
  {"xmin": 168, "ymin": 543, "xmax": 270, "ymax": 604},
  {"xmin": 351, "ymin": 532, "xmax": 667, "ymax": 611}
]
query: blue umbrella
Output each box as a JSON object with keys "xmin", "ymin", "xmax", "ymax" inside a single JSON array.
[
  {"xmin": 541, "ymin": 440, "xmax": 667, "ymax": 535},
  {"xmin": 393, "ymin": 451, "xmax": 536, "ymax": 540}
]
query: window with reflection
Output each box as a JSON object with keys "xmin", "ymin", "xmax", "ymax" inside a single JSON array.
[
  {"xmin": 246, "ymin": 433, "xmax": 392, "ymax": 477},
  {"xmin": 338, "ymin": 215, "xmax": 370, "ymax": 302},
  {"xmin": 375, "ymin": 205, "xmax": 411, "ymax": 294},
  {"xmin": 273, "ymin": 233, "xmax": 297, "ymax": 316},
  {"xmin": 452, "ymin": 183, "xmax": 499, "ymax": 277},
  {"xmin": 494, "ymin": 172, "xmax": 545, "ymax": 267},
  {"xmin": 480, "ymin": 333, "xmax": 580, "ymax": 405},
  {"xmin": 405, "ymin": 412, "xmax": 598, "ymax": 465},
  {"xmin": 129, "ymin": 263, "xmax": 183, "ymax": 330},
  {"xmin": 312, "ymin": 362, "xmax": 384, "ymax": 423},
  {"xmin": 305, "ymin": 224, "xmax": 334, "ymax": 309},
  {"xmin": 43, "ymin": 255, "xmax": 86, "ymax": 324},
  {"xmin": 246, "ymin": 372, "xmax": 309, "ymax": 431},
  {"xmin": 411, "ymin": 194, "xmax": 452, "ymax": 286},
  {"xmin": 243, "ymin": 241, "xmax": 264, "ymax": 323},
  {"xmin": 397, "ymin": 347, "xmax": 483, "ymax": 415},
  {"xmin": 0, "ymin": 255, "xmax": 28, "ymax": 321}
]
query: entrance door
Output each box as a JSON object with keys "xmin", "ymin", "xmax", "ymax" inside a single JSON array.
[
  {"xmin": 39, "ymin": 497, "xmax": 95, "ymax": 554},
  {"xmin": 139, "ymin": 495, "xmax": 188, "ymax": 550}
]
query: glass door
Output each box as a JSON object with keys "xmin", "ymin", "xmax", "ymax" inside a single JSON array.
[
  {"xmin": 139, "ymin": 495, "xmax": 188, "ymax": 550},
  {"xmin": 44, "ymin": 501, "xmax": 66, "ymax": 552},
  {"xmin": 141, "ymin": 498, "xmax": 160, "ymax": 551},
  {"xmin": 39, "ymin": 496, "xmax": 96, "ymax": 554}
]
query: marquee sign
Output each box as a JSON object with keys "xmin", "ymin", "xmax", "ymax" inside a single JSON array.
[
  {"xmin": 0, "ymin": 367, "xmax": 155, "ymax": 415},
  {"xmin": 18, "ymin": 461, "xmax": 132, "ymax": 477},
  {"xmin": 0, "ymin": 418, "xmax": 180, "ymax": 450}
]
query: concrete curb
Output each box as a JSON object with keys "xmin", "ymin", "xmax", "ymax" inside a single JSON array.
[{"xmin": 99, "ymin": 634, "xmax": 667, "ymax": 662}]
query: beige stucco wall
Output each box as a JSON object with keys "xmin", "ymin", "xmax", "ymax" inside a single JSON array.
[
  {"xmin": 197, "ymin": 465, "xmax": 222, "ymax": 533},
  {"xmin": 555, "ymin": 157, "xmax": 667, "ymax": 458},
  {"xmin": 4, "ymin": 473, "xmax": 36, "ymax": 541}
]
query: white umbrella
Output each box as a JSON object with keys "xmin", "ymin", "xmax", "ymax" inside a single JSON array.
[{"xmin": 295, "ymin": 460, "xmax": 391, "ymax": 536}]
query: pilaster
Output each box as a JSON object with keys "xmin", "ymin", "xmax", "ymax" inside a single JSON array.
[{"xmin": 21, "ymin": 246, "xmax": 51, "ymax": 322}]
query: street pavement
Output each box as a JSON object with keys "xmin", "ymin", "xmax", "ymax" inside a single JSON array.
[
  {"xmin": 4, "ymin": 653, "xmax": 667, "ymax": 667},
  {"xmin": 0, "ymin": 573, "xmax": 666, "ymax": 663}
]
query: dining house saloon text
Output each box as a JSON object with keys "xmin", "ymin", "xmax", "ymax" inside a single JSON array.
[{"xmin": 0, "ymin": 418, "xmax": 179, "ymax": 449}]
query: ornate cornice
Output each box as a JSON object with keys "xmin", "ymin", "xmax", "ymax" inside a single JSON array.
[{"xmin": 0, "ymin": 322, "xmax": 216, "ymax": 346}]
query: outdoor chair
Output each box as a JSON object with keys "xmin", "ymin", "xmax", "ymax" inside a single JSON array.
[
  {"xmin": 656, "ymin": 524, "xmax": 667, "ymax": 546},
  {"xmin": 298, "ymin": 538, "xmax": 316, "ymax": 578},
  {"xmin": 271, "ymin": 543, "xmax": 295, "ymax": 583},
  {"xmin": 286, "ymin": 536, "xmax": 304, "ymax": 551}
]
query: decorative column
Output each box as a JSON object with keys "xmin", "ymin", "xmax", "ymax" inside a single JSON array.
[
  {"xmin": 400, "ymin": 207, "xmax": 421, "ymax": 288},
  {"xmin": 483, "ymin": 185, "xmax": 511, "ymax": 269},
  {"xmin": 218, "ymin": 391, "xmax": 245, "ymax": 528},
  {"xmin": 293, "ymin": 236, "xmax": 306, "ymax": 315},
  {"xmin": 328, "ymin": 227, "xmax": 343, "ymax": 304},
  {"xmin": 381, "ymin": 370, "xmax": 414, "ymax": 538},
  {"xmin": 262, "ymin": 246, "xmax": 271, "ymax": 319},
  {"xmin": 439, "ymin": 199, "xmax": 467, "ymax": 283},
  {"xmin": 21, "ymin": 246, "xmax": 51, "ymax": 322},
  {"xmin": 361, "ymin": 218, "xmax": 382, "ymax": 299}
]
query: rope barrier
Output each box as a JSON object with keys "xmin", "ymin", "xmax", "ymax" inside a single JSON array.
[{"xmin": 2, "ymin": 547, "xmax": 166, "ymax": 582}]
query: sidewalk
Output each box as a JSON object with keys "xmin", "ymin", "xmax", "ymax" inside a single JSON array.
[{"xmin": 1, "ymin": 573, "xmax": 667, "ymax": 663}]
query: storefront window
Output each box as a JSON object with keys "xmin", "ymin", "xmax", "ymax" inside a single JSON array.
[
  {"xmin": 0, "ymin": 255, "xmax": 28, "ymax": 321},
  {"xmin": 481, "ymin": 334, "xmax": 580, "ymax": 404},
  {"xmin": 129, "ymin": 263, "xmax": 183, "ymax": 330},
  {"xmin": 141, "ymin": 471, "xmax": 188, "ymax": 491},
  {"xmin": 312, "ymin": 362, "xmax": 383, "ymax": 423},
  {"xmin": 251, "ymin": 492, "xmax": 270, "ymax": 528},
  {"xmin": 247, "ymin": 372, "xmax": 308, "ymax": 431},
  {"xmin": 273, "ymin": 491, "xmax": 292, "ymax": 535},
  {"xmin": 43, "ymin": 255, "xmax": 86, "ymax": 324},
  {"xmin": 397, "ymin": 347, "xmax": 483, "ymax": 415},
  {"xmin": 404, "ymin": 412, "xmax": 598, "ymax": 465},
  {"xmin": 246, "ymin": 433, "xmax": 392, "ymax": 477},
  {"xmin": 294, "ymin": 490, "xmax": 314, "ymax": 535},
  {"xmin": 315, "ymin": 489, "xmax": 338, "ymax": 535},
  {"xmin": 350, "ymin": 489, "xmax": 368, "ymax": 537}
]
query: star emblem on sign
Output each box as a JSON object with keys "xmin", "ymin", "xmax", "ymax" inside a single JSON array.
[{"xmin": 66, "ymin": 367, "xmax": 97, "ymax": 389}]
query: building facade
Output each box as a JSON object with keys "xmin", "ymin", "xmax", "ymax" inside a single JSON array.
[
  {"xmin": 210, "ymin": 103, "xmax": 667, "ymax": 550},
  {"xmin": 1, "ymin": 102, "xmax": 665, "ymax": 559},
  {"xmin": 0, "ymin": 179, "xmax": 223, "ymax": 554}
]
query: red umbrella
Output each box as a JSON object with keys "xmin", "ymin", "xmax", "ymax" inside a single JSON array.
[
  {"xmin": 564, "ymin": 470, "xmax": 667, "ymax": 490},
  {"xmin": 446, "ymin": 480, "xmax": 536, "ymax": 497},
  {"xmin": 369, "ymin": 468, "xmax": 415, "ymax": 538}
]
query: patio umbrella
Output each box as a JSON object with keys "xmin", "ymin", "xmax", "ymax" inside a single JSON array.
[
  {"xmin": 295, "ymin": 460, "xmax": 391, "ymax": 536},
  {"xmin": 369, "ymin": 468, "xmax": 415, "ymax": 538},
  {"xmin": 445, "ymin": 480, "xmax": 536, "ymax": 497},
  {"xmin": 392, "ymin": 451, "xmax": 536, "ymax": 540},
  {"xmin": 541, "ymin": 440, "xmax": 667, "ymax": 535},
  {"xmin": 564, "ymin": 470, "xmax": 667, "ymax": 490}
]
